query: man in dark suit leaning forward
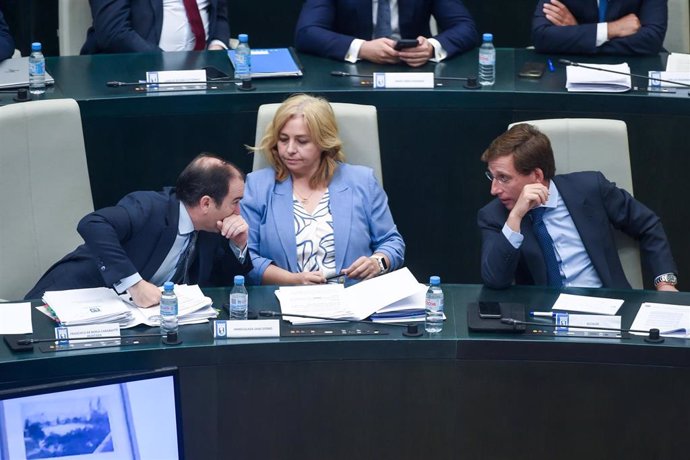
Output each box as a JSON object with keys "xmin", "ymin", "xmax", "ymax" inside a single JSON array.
[
  {"xmin": 477, "ymin": 123, "xmax": 678, "ymax": 291},
  {"xmin": 26, "ymin": 154, "xmax": 251, "ymax": 307}
]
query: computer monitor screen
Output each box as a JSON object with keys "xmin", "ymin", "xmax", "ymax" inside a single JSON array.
[{"xmin": 0, "ymin": 368, "xmax": 182, "ymax": 460}]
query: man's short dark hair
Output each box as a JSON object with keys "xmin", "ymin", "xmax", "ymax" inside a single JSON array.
[
  {"xmin": 176, "ymin": 153, "xmax": 244, "ymax": 207},
  {"xmin": 481, "ymin": 123, "xmax": 556, "ymax": 179}
]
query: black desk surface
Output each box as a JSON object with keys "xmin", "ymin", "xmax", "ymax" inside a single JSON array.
[{"xmin": 2, "ymin": 284, "xmax": 690, "ymax": 459}]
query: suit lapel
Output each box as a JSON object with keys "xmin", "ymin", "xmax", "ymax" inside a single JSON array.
[
  {"xmin": 273, "ymin": 177, "xmax": 299, "ymax": 270},
  {"xmin": 140, "ymin": 194, "xmax": 179, "ymax": 280},
  {"xmin": 329, "ymin": 168, "xmax": 352, "ymax": 272},
  {"xmin": 554, "ymin": 176, "xmax": 613, "ymax": 286}
]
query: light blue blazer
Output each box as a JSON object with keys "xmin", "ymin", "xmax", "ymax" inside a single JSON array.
[{"xmin": 241, "ymin": 163, "xmax": 405, "ymax": 285}]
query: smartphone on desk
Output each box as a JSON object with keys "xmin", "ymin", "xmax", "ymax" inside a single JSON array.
[
  {"xmin": 518, "ymin": 61, "xmax": 545, "ymax": 79},
  {"xmin": 394, "ymin": 39, "xmax": 419, "ymax": 50},
  {"xmin": 478, "ymin": 301, "xmax": 502, "ymax": 319}
]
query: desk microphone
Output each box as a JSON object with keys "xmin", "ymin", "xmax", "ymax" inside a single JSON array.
[
  {"xmin": 501, "ymin": 318, "xmax": 664, "ymax": 343},
  {"xmin": 4, "ymin": 332, "xmax": 167, "ymax": 352},
  {"xmin": 106, "ymin": 79, "xmax": 238, "ymax": 87},
  {"xmin": 330, "ymin": 70, "xmax": 480, "ymax": 88},
  {"xmin": 557, "ymin": 59, "xmax": 690, "ymax": 90},
  {"xmin": 258, "ymin": 310, "xmax": 423, "ymax": 337}
]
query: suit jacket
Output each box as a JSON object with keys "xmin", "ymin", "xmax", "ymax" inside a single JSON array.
[
  {"xmin": 477, "ymin": 171, "xmax": 676, "ymax": 289},
  {"xmin": 0, "ymin": 10, "xmax": 14, "ymax": 61},
  {"xmin": 532, "ymin": 0, "xmax": 667, "ymax": 55},
  {"xmin": 81, "ymin": 0, "xmax": 230, "ymax": 54},
  {"xmin": 241, "ymin": 163, "xmax": 405, "ymax": 285},
  {"xmin": 294, "ymin": 0, "xmax": 479, "ymax": 60},
  {"xmin": 25, "ymin": 188, "xmax": 251, "ymax": 299}
]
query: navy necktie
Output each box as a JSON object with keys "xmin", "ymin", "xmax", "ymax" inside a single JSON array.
[
  {"xmin": 599, "ymin": 0, "xmax": 608, "ymax": 22},
  {"xmin": 374, "ymin": 0, "xmax": 392, "ymax": 38},
  {"xmin": 172, "ymin": 231, "xmax": 198, "ymax": 284},
  {"xmin": 530, "ymin": 207, "xmax": 563, "ymax": 287}
]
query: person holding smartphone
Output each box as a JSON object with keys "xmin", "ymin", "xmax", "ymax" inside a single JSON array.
[{"xmin": 294, "ymin": 0, "xmax": 479, "ymax": 67}]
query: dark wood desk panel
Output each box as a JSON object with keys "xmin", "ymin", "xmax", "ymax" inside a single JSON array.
[{"xmin": 3, "ymin": 285, "xmax": 690, "ymax": 459}]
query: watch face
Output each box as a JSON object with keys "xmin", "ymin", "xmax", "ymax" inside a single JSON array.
[{"xmin": 380, "ymin": 257, "xmax": 388, "ymax": 270}]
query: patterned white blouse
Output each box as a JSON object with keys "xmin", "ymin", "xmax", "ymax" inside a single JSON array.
[{"xmin": 294, "ymin": 190, "xmax": 337, "ymax": 279}]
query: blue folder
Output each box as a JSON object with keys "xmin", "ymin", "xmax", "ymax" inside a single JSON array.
[{"xmin": 228, "ymin": 47, "xmax": 303, "ymax": 78}]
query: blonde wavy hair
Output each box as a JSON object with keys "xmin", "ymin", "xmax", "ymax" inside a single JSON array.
[{"xmin": 252, "ymin": 94, "xmax": 345, "ymax": 187}]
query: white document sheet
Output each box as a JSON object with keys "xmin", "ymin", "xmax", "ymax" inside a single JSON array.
[
  {"xmin": 630, "ymin": 302, "xmax": 690, "ymax": 337},
  {"xmin": 551, "ymin": 293, "xmax": 623, "ymax": 315},
  {"xmin": 43, "ymin": 287, "xmax": 133, "ymax": 326},
  {"xmin": 666, "ymin": 53, "xmax": 690, "ymax": 72},
  {"xmin": 0, "ymin": 302, "xmax": 33, "ymax": 334},
  {"xmin": 565, "ymin": 63, "xmax": 631, "ymax": 92},
  {"xmin": 275, "ymin": 267, "xmax": 422, "ymax": 325}
]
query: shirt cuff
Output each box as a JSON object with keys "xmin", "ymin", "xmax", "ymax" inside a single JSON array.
[
  {"xmin": 502, "ymin": 223, "xmax": 524, "ymax": 249},
  {"xmin": 114, "ymin": 273, "xmax": 143, "ymax": 294},
  {"xmin": 427, "ymin": 38, "xmax": 447, "ymax": 62},
  {"xmin": 208, "ymin": 39, "xmax": 228, "ymax": 50},
  {"xmin": 345, "ymin": 39, "xmax": 365, "ymax": 63},
  {"xmin": 229, "ymin": 241, "xmax": 247, "ymax": 263},
  {"xmin": 596, "ymin": 23, "xmax": 609, "ymax": 47}
]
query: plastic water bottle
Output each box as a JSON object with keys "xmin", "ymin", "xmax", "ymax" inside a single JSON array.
[
  {"xmin": 229, "ymin": 275, "xmax": 248, "ymax": 320},
  {"xmin": 160, "ymin": 281, "xmax": 179, "ymax": 338},
  {"xmin": 478, "ymin": 33, "xmax": 496, "ymax": 87},
  {"xmin": 424, "ymin": 276, "xmax": 444, "ymax": 333},
  {"xmin": 29, "ymin": 42, "xmax": 46, "ymax": 95},
  {"xmin": 234, "ymin": 34, "xmax": 251, "ymax": 88}
]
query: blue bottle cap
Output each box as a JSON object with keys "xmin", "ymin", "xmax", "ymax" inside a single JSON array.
[
  {"xmin": 238, "ymin": 34, "xmax": 249, "ymax": 43},
  {"xmin": 234, "ymin": 275, "xmax": 245, "ymax": 285},
  {"xmin": 429, "ymin": 276, "xmax": 441, "ymax": 285},
  {"xmin": 31, "ymin": 42, "xmax": 42, "ymax": 51},
  {"xmin": 482, "ymin": 33, "xmax": 493, "ymax": 42},
  {"xmin": 163, "ymin": 281, "xmax": 174, "ymax": 291}
]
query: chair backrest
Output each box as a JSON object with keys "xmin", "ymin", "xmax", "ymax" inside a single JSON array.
[
  {"xmin": 0, "ymin": 99, "xmax": 94, "ymax": 300},
  {"xmin": 253, "ymin": 102, "xmax": 383, "ymax": 185},
  {"xmin": 58, "ymin": 0, "xmax": 92, "ymax": 56},
  {"xmin": 508, "ymin": 118, "xmax": 643, "ymax": 289},
  {"xmin": 665, "ymin": 0, "xmax": 690, "ymax": 53}
]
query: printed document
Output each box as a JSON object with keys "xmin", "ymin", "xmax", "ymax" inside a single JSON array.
[
  {"xmin": 565, "ymin": 63, "xmax": 631, "ymax": 92},
  {"xmin": 630, "ymin": 302, "xmax": 690, "ymax": 337}
]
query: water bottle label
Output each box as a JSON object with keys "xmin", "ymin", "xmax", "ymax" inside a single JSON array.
[
  {"xmin": 160, "ymin": 301, "xmax": 178, "ymax": 316},
  {"xmin": 29, "ymin": 61, "xmax": 45, "ymax": 76},
  {"xmin": 479, "ymin": 53, "xmax": 495, "ymax": 65},
  {"xmin": 425, "ymin": 298, "xmax": 443, "ymax": 312}
]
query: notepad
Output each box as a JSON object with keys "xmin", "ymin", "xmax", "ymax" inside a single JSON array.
[
  {"xmin": 565, "ymin": 63, "xmax": 631, "ymax": 92},
  {"xmin": 228, "ymin": 48, "xmax": 303, "ymax": 78}
]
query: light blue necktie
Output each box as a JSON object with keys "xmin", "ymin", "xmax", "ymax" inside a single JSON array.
[
  {"xmin": 374, "ymin": 0, "xmax": 392, "ymax": 38},
  {"xmin": 599, "ymin": 0, "xmax": 608, "ymax": 22},
  {"xmin": 530, "ymin": 207, "xmax": 563, "ymax": 288}
]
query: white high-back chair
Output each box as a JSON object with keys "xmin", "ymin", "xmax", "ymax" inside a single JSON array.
[
  {"xmin": 58, "ymin": 0, "xmax": 92, "ymax": 56},
  {"xmin": 665, "ymin": 0, "xmax": 690, "ymax": 53},
  {"xmin": 0, "ymin": 99, "xmax": 94, "ymax": 300},
  {"xmin": 253, "ymin": 102, "xmax": 383, "ymax": 185},
  {"xmin": 508, "ymin": 119, "xmax": 643, "ymax": 289}
]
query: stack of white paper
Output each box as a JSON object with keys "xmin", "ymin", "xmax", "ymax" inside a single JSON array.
[
  {"xmin": 43, "ymin": 287, "xmax": 134, "ymax": 326},
  {"xmin": 120, "ymin": 284, "xmax": 217, "ymax": 328},
  {"xmin": 666, "ymin": 53, "xmax": 690, "ymax": 72},
  {"xmin": 42, "ymin": 284, "xmax": 216, "ymax": 329},
  {"xmin": 565, "ymin": 63, "xmax": 631, "ymax": 92},
  {"xmin": 630, "ymin": 302, "xmax": 690, "ymax": 338},
  {"xmin": 275, "ymin": 267, "xmax": 424, "ymax": 325}
]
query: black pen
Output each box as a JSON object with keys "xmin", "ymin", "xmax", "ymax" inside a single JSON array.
[{"xmin": 325, "ymin": 272, "xmax": 346, "ymax": 281}]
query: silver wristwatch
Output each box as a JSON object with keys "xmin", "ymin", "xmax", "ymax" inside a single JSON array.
[
  {"xmin": 372, "ymin": 255, "xmax": 388, "ymax": 275},
  {"xmin": 654, "ymin": 273, "xmax": 678, "ymax": 287}
]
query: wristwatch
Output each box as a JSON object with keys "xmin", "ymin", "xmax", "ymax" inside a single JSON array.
[
  {"xmin": 654, "ymin": 273, "xmax": 678, "ymax": 287},
  {"xmin": 371, "ymin": 255, "xmax": 388, "ymax": 275}
]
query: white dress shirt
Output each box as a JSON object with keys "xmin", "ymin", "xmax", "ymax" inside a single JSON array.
[{"xmin": 160, "ymin": 0, "xmax": 226, "ymax": 51}]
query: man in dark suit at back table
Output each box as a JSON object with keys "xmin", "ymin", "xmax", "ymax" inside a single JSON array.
[
  {"xmin": 532, "ymin": 0, "xmax": 667, "ymax": 55},
  {"xmin": 477, "ymin": 123, "xmax": 678, "ymax": 291},
  {"xmin": 294, "ymin": 0, "xmax": 479, "ymax": 67},
  {"xmin": 25, "ymin": 154, "xmax": 251, "ymax": 307},
  {"xmin": 0, "ymin": 8, "xmax": 14, "ymax": 61},
  {"xmin": 81, "ymin": 0, "xmax": 230, "ymax": 54}
]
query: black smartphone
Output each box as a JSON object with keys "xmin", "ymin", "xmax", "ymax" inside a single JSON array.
[
  {"xmin": 478, "ymin": 301, "xmax": 502, "ymax": 319},
  {"xmin": 394, "ymin": 39, "xmax": 419, "ymax": 50},
  {"xmin": 519, "ymin": 61, "xmax": 545, "ymax": 79},
  {"xmin": 204, "ymin": 65, "xmax": 230, "ymax": 80}
]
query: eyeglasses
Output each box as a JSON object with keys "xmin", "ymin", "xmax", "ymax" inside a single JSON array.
[{"xmin": 484, "ymin": 170, "xmax": 512, "ymax": 185}]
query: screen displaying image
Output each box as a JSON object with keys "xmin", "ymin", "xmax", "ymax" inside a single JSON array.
[{"xmin": 0, "ymin": 370, "xmax": 181, "ymax": 460}]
